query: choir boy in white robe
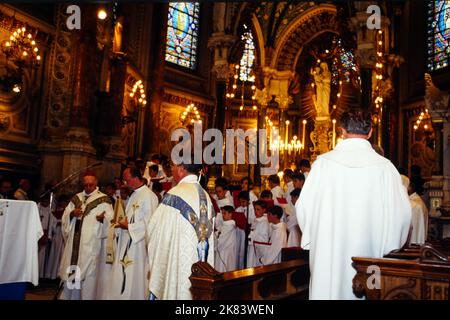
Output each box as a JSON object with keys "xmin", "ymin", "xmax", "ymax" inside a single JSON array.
[
  {"xmin": 143, "ymin": 154, "xmax": 166, "ymax": 183},
  {"xmin": 292, "ymin": 173, "xmax": 305, "ymax": 190},
  {"xmin": 283, "ymin": 169, "xmax": 295, "ymax": 204},
  {"xmin": 37, "ymin": 196, "xmax": 52, "ymax": 278},
  {"xmin": 147, "ymin": 162, "xmax": 214, "ymax": 299},
  {"xmin": 261, "ymin": 206, "xmax": 287, "ymax": 265},
  {"xmin": 45, "ymin": 195, "xmax": 68, "ymax": 279},
  {"xmin": 241, "ymin": 177, "xmax": 258, "ymax": 204},
  {"xmin": 286, "ymin": 188, "xmax": 301, "ymax": 247},
  {"xmin": 214, "ymin": 206, "xmax": 237, "ymax": 272},
  {"xmin": 109, "ymin": 167, "xmax": 158, "ymax": 300},
  {"xmin": 408, "ymin": 179, "xmax": 429, "ymax": 244},
  {"xmin": 296, "ymin": 109, "xmax": 411, "ymax": 300},
  {"xmin": 213, "ymin": 184, "xmax": 234, "ymax": 229},
  {"xmin": 59, "ymin": 171, "xmax": 114, "ymax": 300},
  {"xmin": 247, "ymin": 200, "xmax": 270, "ymax": 267},
  {"xmin": 235, "ymin": 191, "xmax": 253, "ymax": 269},
  {"xmin": 299, "ymin": 159, "xmax": 311, "ymax": 179},
  {"xmin": 268, "ymin": 175, "xmax": 284, "ymax": 205}
]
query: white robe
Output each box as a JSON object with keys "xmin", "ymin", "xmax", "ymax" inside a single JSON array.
[
  {"xmin": 45, "ymin": 211, "xmax": 64, "ymax": 279},
  {"xmin": 286, "ymin": 208, "xmax": 301, "ymax": 247},
  {"xmin": 214, "ymin": 220, "xmax": 237, "ymax": 272},
  {"xmin": 296, "ymin": 138, "xmax": 411, "ymax": 300},
  {"xmin": 37, "ymin": 203, "xmax": 53, "ymax": 278},
  {"xmin": 235, "ymin": 206, "xmax": 251, "ymax": 269},
  {"xmin": 59, "ymin": 188, "xmax": 114, "ymax": 300},
  {"xmin": 261, "ymin": 222, "xmax": 287, "ymax": 265},
  {"xmin": 409, "ymin": 193, "xmax": 428, "ymax": 244},
  {"xmin": 147, "ymin": 174, "xmax": 215, "ymax": 300},
  {"xmin": 213, "ymin": 197, "xmax": 234, "ymax": 230},
  {"xmin": 247, "ymin": 214, "xmax": 270, "ymax": 267},
  {"xmin": 109, "ymin": 185, "xmax": 158, "ymax": 300},
  {"xmin": 285, "ymin": 181, "xmax": 295, "ymax": 204},
  {"xmin": 271, "ymin": 186, "xmax": 285, "ymax": 204}
]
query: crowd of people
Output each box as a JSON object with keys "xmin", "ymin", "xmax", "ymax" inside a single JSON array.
[{"xmin": 0, "ymin": 109, "xmax": 432, "ymax": 300}]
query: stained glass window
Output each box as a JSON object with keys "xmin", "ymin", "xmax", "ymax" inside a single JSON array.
[
  {"xmin": 427, "ymin": 1, "xmax": 450, "ymax": 71},
  {"xmin": 166, "ymin": 2, "xmax": 200, "ymax": 70},
  {"xmin": 239, "ymin": 27, "xmax": 255, "ymax": 82}
]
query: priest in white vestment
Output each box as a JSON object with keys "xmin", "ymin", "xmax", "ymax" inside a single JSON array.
[
  {"xmin": 109, "ymin": 168, "xmax": 159, "ymax": 300},
  {"xmin": 59, "ymin": 172, "xmax": 114, "ymax": 300},
  {"xmin": 296, "ymin": 110, "xmax": 411, "ymax": 300},
  {"xmin": 147, "ymin": 162, "xmax": 214, "ymax": 300}
]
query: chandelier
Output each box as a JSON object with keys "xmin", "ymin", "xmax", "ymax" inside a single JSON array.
[
  {"xmin": 1, "ymin": 26, "xmax": 41, "ymax": 69},
  {"xmin": 180, "ymin": 103, "xmax": 202, "ymax": 126},
  {"xmin": 0, "ymin": 26, "xmax": 41, "ymax": 92}
]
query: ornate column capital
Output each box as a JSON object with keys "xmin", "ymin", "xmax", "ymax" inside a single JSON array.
[{"xmin": 208, "ymin": 33, "xmax": 236, "ymax": 81}]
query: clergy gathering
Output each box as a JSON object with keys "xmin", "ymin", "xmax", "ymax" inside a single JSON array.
[{"xmin": 0, "ymin": 1, "xmax": 450, "ymax": 303}]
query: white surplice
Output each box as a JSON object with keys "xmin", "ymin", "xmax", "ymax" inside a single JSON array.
[
  {"xmin": 296, "ymin": 138, "xmax": 411, "ymax": 300},
  {"xmin": 247, "ymin": 214, "xmax": 270, "ymax": 267},
  {"xmin": 409, "ymin": 192, "xmax": 429, "ymax": 244},
  {"xmin": 109, "ymin": 185, "xmax": 158, "ymax": 300},
  {"xmin": 45, "ymin": 211, "xmax": 64, "ymax": 279},
  {"xmin": 59, "ymin": 188, "xmax": 114, "ymax": 300},
  {"xmin": 271, "ymin": 186, "xmax": 285, "ymax": 205},
  {"xmin": 147, "ymin": 174, "xmax": 215, "ymax": 300},
  {"xmin": 261, "ymin": 222, "xmax": 287, "ymax": 265},
  {"xmin": 214, "ymin": 220, "xmax": 237, "ymax": 272},
  {"xmin": 285, "ymin": 208, "xmax": 301, "ymax": 247},
  {"xmin": 37, "ymin": 203, "xmax": 53, "ymax": 278}
]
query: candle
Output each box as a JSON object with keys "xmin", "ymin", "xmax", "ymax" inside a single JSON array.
[
  {"xmin": 285, "ymin": 120, "xmax": 290, "ymax": 152},
  {"xmin": 302, "ymin": 120, "xmax": 307, "ymax": 150},
  {"xmin": 332, "ymin": 119, "xmax": 336, "ymax": 148}
]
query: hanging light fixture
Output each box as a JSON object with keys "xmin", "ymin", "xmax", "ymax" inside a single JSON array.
[
  {"xmin": 1, "ymin": 26, "xmax": 41, "ymax": 70},
  {"xmin": 180, "ymin": 103, "xmax": 202, "ymax": 126},
  {"xmin": 0, "ymin": 25, "xmax": 41, "ymax": 92}
]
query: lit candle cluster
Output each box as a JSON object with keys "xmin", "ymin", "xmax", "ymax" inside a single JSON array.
[
  {"xmin": 2, "ymin": 26, "xmax": 41, "ymax": 67},
  {"xmin": 413, "ymin": 109, "xmax": 430, "ymax": 131},
  {"xmin": 181, "ymin": 103, "xmax": 202, "ymax": 125},
  {"xmin": 225, "ymin": 64, "xmax": 257, "ymax": 111},
  {"xmin": 374, "ymin": 30, "xmax": 384, "ymax": 110},
  {"xmin": 129, "ymin": 80, "xmax": 147, "ymax": 105}
]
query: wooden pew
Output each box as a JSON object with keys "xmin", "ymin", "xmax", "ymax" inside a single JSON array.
[
  {"xmin": 352, "ymin": 243, "xmax": 450, "ymax": 300},
  {"xmin": 190, "ymin": 249, "xmax": 309, "ymax": 300}
]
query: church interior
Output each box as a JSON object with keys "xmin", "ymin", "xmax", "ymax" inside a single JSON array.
[{"xmin": 0, "ymin": 1, "xmax": 449, "ymax": 301}]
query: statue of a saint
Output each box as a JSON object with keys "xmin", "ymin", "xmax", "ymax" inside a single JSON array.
[{"xmin": 311, "ymin": 62, "xmax": 331, "ymax": 118}]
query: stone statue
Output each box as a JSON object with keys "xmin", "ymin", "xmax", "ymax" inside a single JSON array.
[{"xmin": 312, "ymin": 62, "xmax": 331, "ymax": 118}]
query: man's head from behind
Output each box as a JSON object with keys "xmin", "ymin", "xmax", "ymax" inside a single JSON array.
[
  {"xmin": 172, "ymin": 161, "xmax": 202, "ymax": 184},
  {"xmin": 339, "ymin": 109, "xmax": 372, "ymax": 139},
  {"xmin": 268, "ymin": 205, "xmax": 283, "ymax": 224}
]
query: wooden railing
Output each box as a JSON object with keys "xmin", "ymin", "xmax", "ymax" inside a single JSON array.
[
  {"xmin": 352, "ymin": 243, "xmax": 450, "ymax": 300},
  {"xmin": 189, "ymin": 258, "xmax": 310, "ymax": 300}
]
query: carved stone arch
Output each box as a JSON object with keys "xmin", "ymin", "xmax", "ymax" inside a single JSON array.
[{"xmin": 272, "ymin": 4, "xmax": 340, "ymax": 72}]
